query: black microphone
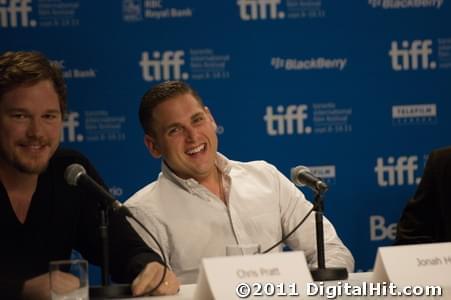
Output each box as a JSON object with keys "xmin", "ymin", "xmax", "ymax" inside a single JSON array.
[
  {"xmin": 64, "ymin": 163, "xmax": 125, "ymax": 212},
  {"xmin": 65, "ymin": 163, "xmax": 168, "ymax": 296},
  {"xmin": 291, "ymin": 165, "xmax": 328, "ymax": 193}
]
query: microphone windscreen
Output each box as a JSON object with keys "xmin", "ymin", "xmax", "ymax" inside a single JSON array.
[
  {"xmin": 290, "ymin": 165, "xmax": 309, "ymax": 186},
  {"xmin": 64, "ymin": 163, "xmax": 86, "ymax": 186}
]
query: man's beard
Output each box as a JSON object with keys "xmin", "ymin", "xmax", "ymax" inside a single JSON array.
[
  {"xmin": 13, "ymin": 157, "xmax": 50, "ymax": 174},
  {"xmin": 0, "ymin": 141, "xmax": 54, "ymax": 175}
]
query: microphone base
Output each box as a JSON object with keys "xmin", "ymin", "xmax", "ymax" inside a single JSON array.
[
  {"xmin": 310, "ymin": 267, "xmax": 348, "ymax": 281},
  {"xmin": 89, "ymin": 284, "xmax": 131, "ymax": 299}
]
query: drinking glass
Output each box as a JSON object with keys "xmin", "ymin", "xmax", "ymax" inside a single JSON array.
[{"xmin": 49, "ymin": 259, "xmax": 89, "ymax": 300}]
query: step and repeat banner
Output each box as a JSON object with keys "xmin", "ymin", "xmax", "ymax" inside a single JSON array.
[{"xmin": 2, "ymin": 0, "xmax": 450, "ymax": 273}]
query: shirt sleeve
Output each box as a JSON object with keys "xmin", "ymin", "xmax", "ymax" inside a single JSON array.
[
  {"xmin": 268, "ymin": 163, "xmax": 355, "ymax": 272},
  {"xmin": 123, "ymin": 205, "xmax": 171, "ymax": 271},
  {"xmin": 108, "ymin": 209, "xmax": 164, "ymax": 283}
]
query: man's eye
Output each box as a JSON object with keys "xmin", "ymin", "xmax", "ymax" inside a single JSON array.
[
  {"xmin": 12, "ymin": 114, "xmax": 26, "ymax": 119},
  {"xmin": 43, "ymin": 114, "xmax": 58, "ymax": 120},
  {"xmin": 193, "ymin": 116, "xmax": 205, "ymax": 123},
  {"xmin": 168, "ymin": 127, "xmax": 181, "ymax": 135}
]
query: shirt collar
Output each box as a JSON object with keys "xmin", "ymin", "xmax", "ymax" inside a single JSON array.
[{"xmin": 160, "ymin": 152, "xmax": 232, "ymax": 192}]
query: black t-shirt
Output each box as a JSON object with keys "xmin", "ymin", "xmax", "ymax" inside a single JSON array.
[
  {"xmin": 0, "ymin": 148, "xmax": 162, "ymax": 298},
  {"xmin": 396, "ymin": 146, "xmax": 451, "ymax": 244}
]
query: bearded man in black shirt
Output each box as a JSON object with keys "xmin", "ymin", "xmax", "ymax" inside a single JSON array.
[{"xmin": 0, "ymin": 51, "xmax": 179, "ymax": 299}]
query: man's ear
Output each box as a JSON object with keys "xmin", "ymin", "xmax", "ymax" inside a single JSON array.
[
  {"xmin": 204, "ymin": 106, "xmax": 217, "ymax": 130},
  {"xmin": 144, "ymin": 134, "xmax": 162, "ymax": 158}
]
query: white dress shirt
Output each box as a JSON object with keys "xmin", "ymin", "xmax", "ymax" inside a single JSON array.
[{"xmin": 125, "ymin": 153, "xmax": 354, "ymax": 284}]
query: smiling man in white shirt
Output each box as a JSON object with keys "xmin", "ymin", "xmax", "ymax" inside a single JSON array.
[{"xmin": 125, "ymin": 80, "xmax": 354, "ymax": 284}]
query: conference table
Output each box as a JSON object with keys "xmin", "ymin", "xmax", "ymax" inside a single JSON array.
[{"xmin": 117, "ymin": 272, "xmax": 373, "ymax": 299}]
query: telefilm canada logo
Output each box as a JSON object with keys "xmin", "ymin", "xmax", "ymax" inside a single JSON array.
[
  {"xmin": 391, "ymin": 104, "xmax": 437, "ymax": 126},
  {"xmin": 309, "ymin": 165, "xmax": 336, "ymax": 186}
]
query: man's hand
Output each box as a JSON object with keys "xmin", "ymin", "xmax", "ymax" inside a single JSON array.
[
  {"xmin": 22, "ymin": 273, "xmax": 50, "ymax": 300},
  {"xmin": 49, "ymin": 271, "xmax": 80, "ymax": 294},
  {"xmin": 131, "ymin": 262, "xmax": 180, "ymax": 296}
]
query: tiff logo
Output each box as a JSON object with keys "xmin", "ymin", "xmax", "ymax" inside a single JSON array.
[
  {"xmin": 263, "ymin": 105, "xmax": 312, "ymax": 136},
  {"xmin": 237, "ymin": 0, "xmax": 285, "ymax": 21},
  {"xmin": 389, "ymin": 40, "xmax": 436, "ymax": 71},
  {"xmin": 61, "ymin": 112, "xmax": 84, "ymax": 142},
  {"xmin": 140, "ymin": 50, "xmax": 189, "ymax": 82},
  {"xmin": 0, "ymin": 0, "xmax": 35, "ymax": 28},
  {"xmin": 374, "ymin": 155, "xmax": 419, "ymax": 187}
]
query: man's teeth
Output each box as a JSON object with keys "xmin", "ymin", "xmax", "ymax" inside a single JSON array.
[
  {"xmin": 24, "ymin": 144, "xmax": 44, "ymax": 150},
  {"xmin": 187, "ymin": 144, "xmax": 205, "ymax": 155}
]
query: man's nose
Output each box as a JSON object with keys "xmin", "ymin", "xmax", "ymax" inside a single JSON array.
[
  {"xmin": 26, "ymin": 117, "xmax": 44, "ymax": 138},
  {"xmin": 184, "ymin": 126, "xmax": 197, "ymax": 142}
]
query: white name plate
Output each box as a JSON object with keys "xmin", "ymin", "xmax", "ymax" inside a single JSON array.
[
  {"xmin": 373, "ymin": 242, "xmax": 451, "ymax": 286},
  {"xmin": 194, "ymin": 251, "xmax": 312, "ymax": 300}
]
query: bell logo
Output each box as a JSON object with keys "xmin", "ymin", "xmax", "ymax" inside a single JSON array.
[
  {"xmin": 140, "ymin": 50, "xmax": 189, "ymax": 82},
  {"xmin": 369, "ymin": 215, "xmax": 397, "ymax": 241},
  {"xmin": 388, "ymin": 40, "xmax": 436, "ymax": 71},
  {"xmin": 263, "ymin": 105, "xmax": 311, "ymax": 136},
  {"xmin": 374, "ymin": 155, "xmax": 420, "ymax": 187},
  {"xmin": 237, "ymin": 0, "xmax": 285, "ymax": 21},
  {"xmin": 0, "ymin": 0, "xmax": 36, "ymax": 28},
  {"xmin": 61, "ymin": 112, "xmax": 84, "ymax": 143}
]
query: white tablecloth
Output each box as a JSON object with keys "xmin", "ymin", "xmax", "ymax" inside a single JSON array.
[{"xmin": 117, "ymin": 272, "xmax": 373, "ymax": 299}]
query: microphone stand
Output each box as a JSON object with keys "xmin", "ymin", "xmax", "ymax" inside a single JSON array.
[
  {"xmin": 89, "ymin": 206, "xmax": 131, "ymax": 299},
  {"xmin": 310, "ymin": 192, "xmax": 348, "ymax": 281}
]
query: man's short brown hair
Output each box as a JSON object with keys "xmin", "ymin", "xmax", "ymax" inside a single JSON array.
[
  {"xmin": 0, "ymin": 50, "xmax": 67, "ymax": 116},
  {"xmin": 139, "ymin": 81, "xmax": 204, "ymax": 136}
]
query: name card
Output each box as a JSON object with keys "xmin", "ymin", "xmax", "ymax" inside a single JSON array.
[
  {"xmin": 193, "ymin": 251, "xmax": 312, "ymax": 300},
  {"xmin": 373, "ymin": 242, "xmax": 451, "ymax": 286}
]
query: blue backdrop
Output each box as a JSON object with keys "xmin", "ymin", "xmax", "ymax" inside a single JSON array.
[{"xmin": 2, "ymin": 0, "xmax": 450, "ymax": 279}]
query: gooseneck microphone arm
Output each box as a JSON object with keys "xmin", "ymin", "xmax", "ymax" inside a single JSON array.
[
  {"xmin": 64, "ymin": 164, "xmax": 168, "ymax": 297},
  {"xmin": 290, "ymin": 165, "xmax": 347, "ymax": 281}
]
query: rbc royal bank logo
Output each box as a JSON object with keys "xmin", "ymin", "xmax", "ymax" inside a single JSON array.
[
  {"xmin": 61, "ymin": 112, "xmax": 84, "ymax": 143},
  {"xmin": 140, "ymin": 50, "xmax": 189, "ymax": 82},
  {"xmin": 388, "ymin": 39, "xmax": 436, "ymax": 71},
  {"xmin": 374, "ymin": 155, "xmax": 420, "ymax": 187},
  {"xmin": 0, "ymin": 0, "xmax": 36, "ymax": 28},
  {"xmin": 263, "ymin": 105, "xmax": 311, "ymax": 136},
  {"xmin": 237, "ymin": 0, "xmax": 285, "ymax": 21}
]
